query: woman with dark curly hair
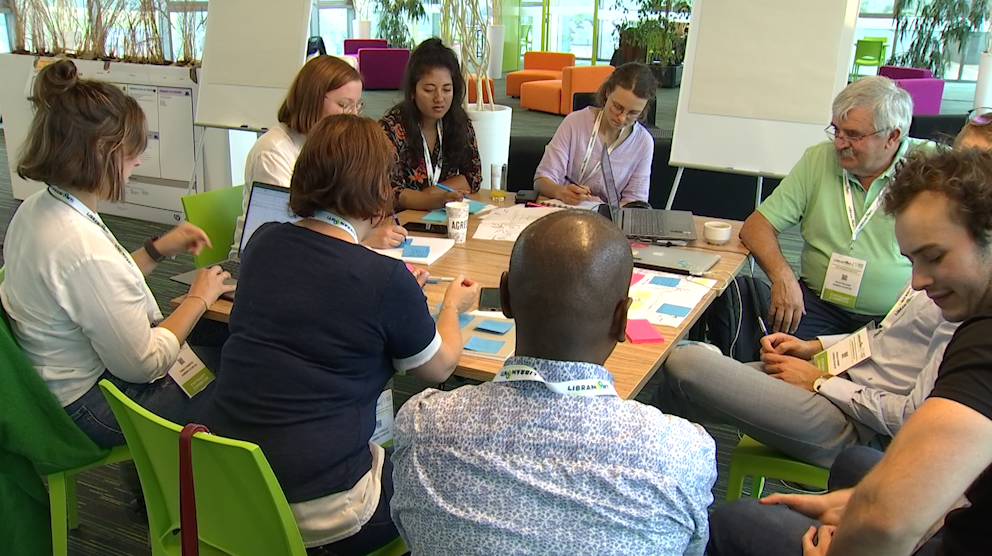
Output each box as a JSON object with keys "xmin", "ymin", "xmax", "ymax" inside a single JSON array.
[{"xmin": 380, "ymin": 38, "xmax": 482, "ymax": 210}]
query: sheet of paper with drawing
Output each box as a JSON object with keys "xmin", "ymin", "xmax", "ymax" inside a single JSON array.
[
  {"xmin": 370, "ymin": 237, "xmax": 454, "ymax": 265},
  {"xmin": 472, "ymin": 205, "xmax": 563, "ymax": 242},
  {"xmin": 627, "ymin": 269, "xmax": 716, "ymax": 327}
]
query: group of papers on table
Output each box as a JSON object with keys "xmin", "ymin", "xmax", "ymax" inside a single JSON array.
[{"xmin": 472, "ymin": 203, "xmax": 599, "ymax": 242}]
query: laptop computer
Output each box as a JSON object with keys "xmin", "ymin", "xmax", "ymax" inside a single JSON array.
[
  {"xmin": 171, "ymin": 182, "xmax": 299, "ymax": 294},
  {"xmin": 600, "ymin": 143, "xmax": 697, "ymax": 242},
  {"xmin": 599, "ymin": 145, "xmax": 719, "ymax": 276}
]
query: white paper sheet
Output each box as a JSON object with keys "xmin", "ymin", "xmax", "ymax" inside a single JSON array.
[
  {"xmin": 627, "ymin": 270, "xmax": 717, "ymax": 328},
  {"xmin": 369, "ymin": 237, "xmax": 455, "ymax": 266},
  {"xmin": 473, "ymin": 205, "xmax": 563, "ymax": 241}
]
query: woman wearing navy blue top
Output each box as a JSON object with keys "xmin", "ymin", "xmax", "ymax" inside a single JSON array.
[{"xmin": 198, "ymin": 115, "xmax": 480, "ymax": 555}]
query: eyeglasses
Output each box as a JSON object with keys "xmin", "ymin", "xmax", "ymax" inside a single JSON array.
[
  {"xmin": 824, "ymin": 124, "xmax": 888, "ymax": 143},
  {"xmin": 337, "ymin": 101, "xmax": 364, "ymax": 115},
  {"xmin": 606, "ymin": 95, "xmax": 643, "ymax": 121},
  {"xmin": 968, "ymin": 107, "xmax": 992, "ymax": 126}
]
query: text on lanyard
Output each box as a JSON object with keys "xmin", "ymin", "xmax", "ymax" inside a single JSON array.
[
  {"xmin": 842, "ymin": 171, "xmax": 886, "ymax": 248},
  {"xmin": 312, "ymin": 210, "xmax": 359, "ymax": 243},
  {"xmin": 48, "ymin": 185, "xmax": 136, "ymax": 269},
  {"xmin": 420, "ymin": 120, "xmax": 444, "ymax": 188},
  {"xmin": 493, "ymin": 364, "xmax": 618, "ymax": 397},
  {"xmin": 576, "ymin": 109, "xmax": 628, "ymax": 186}
]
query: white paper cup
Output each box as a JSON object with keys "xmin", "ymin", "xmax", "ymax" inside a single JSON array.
[
  {"xmin": 445, "ymin": 201, "xmax": 470, "ymax": 243},
  {"xmin": 704, "ymin": 221, "xmax": 733, "ymax": 245}
]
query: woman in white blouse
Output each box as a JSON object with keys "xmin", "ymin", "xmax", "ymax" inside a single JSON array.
[
  {"xmin": 0, "ymin": 60, "xmax": 234, "ymax": 447},
  {"xmin": 230, "ymin": 55, "xmax": 407, "ymax": 257}
]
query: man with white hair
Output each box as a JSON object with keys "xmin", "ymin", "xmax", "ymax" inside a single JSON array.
[{"xmin": 707, "ymin": 76, "xmax": 931, "ymax": 362}]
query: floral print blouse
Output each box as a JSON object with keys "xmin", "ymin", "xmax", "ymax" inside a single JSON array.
[{"xmin": 379, "ymin": 107, "xmax": 482, "ymax": 194}]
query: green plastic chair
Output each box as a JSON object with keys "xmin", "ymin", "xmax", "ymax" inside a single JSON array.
[
  {"xmin": 181, "ymin": 185, "xmax": 244, "ymax": 268},
  {"xmin": 850, "ymin": 39, "xmax": 886, "ymax": 81},
  {"xmin": 725, "ymin": 435, "xmax": 829, "ymax": 502},
  {"xmin": 861, "ymin": 36, "xmax": 889, "ymax": 62},
  {"xmin": 0, "ymin": 267, "xmax": 133, "ymax": 556},
  {"xmin": 99, "ymin": 380, "xmax": 407, "ymax": 556}
]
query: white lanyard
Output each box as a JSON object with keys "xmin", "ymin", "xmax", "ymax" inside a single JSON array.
[
  {"xmin": 493, "ymin": 364, "xmax": 618, "ymax": 397},
  {"xmin": 576, "ymin": 109, "xmax": 627, "ymax": 186},
  {"xmin": 420, "ymin": 120, "xmax": 443, "ymax": 188},
  {"xmin": 842, "ymin": 171, "xmax": 886, "ymax": 247},
  {"xmin": 879, "ymin": 281, "xmax": 920, "ymax": 330},
  {"xmin": 312, "ymin": 210, "xmax": 359, "ymax": 243},
  {"xmin": 48, "ymin": 185, "xmax": 136, "ymax": 269}
]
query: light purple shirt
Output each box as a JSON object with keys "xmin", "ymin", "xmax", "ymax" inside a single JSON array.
[{"xmin": 535, "ymin": 107, "xmax": 654, "ymax": 204}]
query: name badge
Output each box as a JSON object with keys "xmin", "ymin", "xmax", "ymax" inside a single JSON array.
[
  {"xmin": 821, "ymin": 253, "xmax": 867, "ymax": 309},
  {"xmin": 167, "ymin": 344, "xmax": 215, "ymax": 398},
  {"xmin": 370, "ymin": 389, "xmax": 395, "ymax": 447},
  {"xmin": 813, "ymin": 324, "xmax": 874, "ymax": 376}
]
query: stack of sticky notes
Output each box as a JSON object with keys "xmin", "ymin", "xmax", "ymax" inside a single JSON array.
[
  {"xmin": 464, "ymin": 336, "xmax": 505, "ymax": 354},
  {"xmin": 649, "ymin": 276, "xmax": 681, "ymax": 288},
  {"xmin": 625, "ymin": 319, "xmax": 666, "ymax": 344},
  {"xmin": 402, "ymin": 244, "xmax": 430, "ymax": 258},
  {"xmin": 474, "ymin": 319, "xmax": 514, "ymax": 335},
  {"xmin": 422, "ymin": 210, "xmax": 447, "ymax": 222}
]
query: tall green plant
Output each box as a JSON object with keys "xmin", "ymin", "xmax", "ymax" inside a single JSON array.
[
  {"xmin": 615, "ymin": 0, "xmax": 689, "ymax": 66},
  {"xmin": 893, "ymin": 0, "xmax": 991, "ymax": 78},
  {"xmin": 375, "ymin": 0, "xmax": 426, "ymax": 48}
]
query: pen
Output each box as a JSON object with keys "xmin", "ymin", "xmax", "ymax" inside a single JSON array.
[
  {"xmin": 435, "ymin": 183, "xmax": 457, "ymax": 194},
  {"xmin": 426, "ymin": 276, "xmax": 455, "ymax": 284},
  {"xmin": 392, "ymin": 211, "xmax": 402, "ymax": 226}
]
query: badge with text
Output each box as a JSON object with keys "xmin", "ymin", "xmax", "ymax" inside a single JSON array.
[
  {"xmin": 370, "ymin": 389, "xmax": 395, "ymax": 447},
  {"xmin": 813, "ymin": 324, "xmax": 874, "ymax": 376},
  {"xmin": 167, "ymin": 344, "xmax": 215, "ymax": 398},
  {"xmin": 821, "ymin": 253, "xmax": 867, "ymax": 309}
]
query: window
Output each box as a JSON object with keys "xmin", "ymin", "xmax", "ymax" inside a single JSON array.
[
  {"xmin": 317, "ymin": 6, "xmax": 349, "ymax": 55},
  {"xmin": 168, "ymin": 6, "xmax": 207, "ymax": 62},
  {"xmin": 860, "ymin": 1, "xmax": 895, "ymax": 16}
]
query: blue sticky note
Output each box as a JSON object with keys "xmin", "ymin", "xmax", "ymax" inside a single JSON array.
[
  {"xmin": 402, "ymin": 244, "xmax": 430, "ymax": 258},
  {"xmin": 657, "ymin": 303, "xmax": 692, "ymax": 318},
  {"xmin": 464, "ymin": 336, "xmax": 505, "ymax": 354},
  {"xmin": 650, "ymin": 276, "xmax": 681, "ymax": 288},
  {"xmin": 458, "ymin": 314, "xmax": 474, "ymax": 328},
  {"xmin": 421, "ymin": 210, "xmax": 447, "ymax": 222},
  {"xmin": 475, "ymin": 319, "xmax": 514, "ymax": 334},
  {"xmin": 467, "ymin": 200, "xmax": 488, "ymax": 214},
  {"xmin": 400, "ymin": 238, "xmax": 413, "ymax": 247}
]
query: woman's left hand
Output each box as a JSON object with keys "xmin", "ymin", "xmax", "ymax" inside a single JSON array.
[{"xmin": 155, "ymin": 223, "xmax": 212, "ymax": 257}]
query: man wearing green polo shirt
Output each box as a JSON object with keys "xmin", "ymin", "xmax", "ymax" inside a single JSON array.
[{"xmin": 708, "ymin": 76, "xmax": 931, "ymax": 362}]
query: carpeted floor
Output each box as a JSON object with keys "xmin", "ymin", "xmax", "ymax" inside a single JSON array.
[{"xmin": 0, "ymin": 95, "xmax": 803, "ymax": 553}]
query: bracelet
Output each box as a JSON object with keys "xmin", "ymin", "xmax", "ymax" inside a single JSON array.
[
  {"xmin": 144, "ymin": 236, "xmax": 166, "ymax": 263},
  {"xmin": 187, "ymin": 295, "xmax": 209, "ymax": 312},
  {"xmin": 438, "ymin": 304, "xmax": 459, "ymax": 315}
]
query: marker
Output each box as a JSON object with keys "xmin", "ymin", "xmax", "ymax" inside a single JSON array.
[
  {"xmin": 392, "ymin": 211, "xmax": 402, "ymax": 226},
  {"xmin": 435, "ymin": 183, "xmax": 457, "ymax": 194},
  {"xmin": 426, "ymin": 276, "xmax": 455, "ymax": 284}
]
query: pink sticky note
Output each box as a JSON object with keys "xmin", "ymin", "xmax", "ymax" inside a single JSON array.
[
  {"xmin": 631, "ymin": 273, "xmax": 645, "ymax": 287},
  {"xmin": 631, "ymin": 242, "xmax": 650, "ymax": 248},
  {"xmin": 626, "ymin": 319, "xmax": 666, "ymax": 344}
]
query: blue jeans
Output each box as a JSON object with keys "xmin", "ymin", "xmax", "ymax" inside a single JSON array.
[
  {"xmin": 707, "ymin": 277, "xmax": 883, "ymax": 363},
  {"xmin": 306, "ymin": 448, "xmax": 401, "ymax": 556},
  {"xmin": 707, "ymin": 446, "xmax": 943, "ymax": 556},
  {"xmin": 64, "ymin": 319, "xmax": 229, "ymax": 448}
]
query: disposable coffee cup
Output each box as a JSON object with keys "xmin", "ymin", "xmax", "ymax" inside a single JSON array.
[
  {"xmin": 704, "ymin": 221, "xmax": 732, "ymax": 245},
  {"xmin": 445, "ymin": 201, "xmax": 470, "ymax": 243}
]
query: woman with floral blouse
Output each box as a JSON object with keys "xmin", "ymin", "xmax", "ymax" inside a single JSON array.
[{"xmin": 379, "ymin": 38, "xmax": 482, "ymax": 211}]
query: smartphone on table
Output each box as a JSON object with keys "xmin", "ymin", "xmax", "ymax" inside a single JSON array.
[{"xmin": 478, "ymin": 287, "xmax": 502, "ymax": 312}]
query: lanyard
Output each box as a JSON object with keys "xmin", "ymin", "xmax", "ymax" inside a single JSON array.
[
  {"xmin": 878, "ymin": 281, "xmax": 920, "ymax": 330},
  {"xmin": 842, "ymin": 171, "xmax": 886, "ymax": 248},
  {"xmin": 48, "ymin": 185, "xmax": 136, "ymax": 269},
  {"xmin": 420, "ymin": 120, "xmax": 443, "ymax": 188},
  {"xmin": 312, "ymin": 210, "xmax": 359, "ymax": 243},
  {"xmin": 493, "ymin": 364, "xmax": 618, "ymax": 397},
  {"xmin": 576, "ymin": 109, "xmax": 628, "ymax": 186}
]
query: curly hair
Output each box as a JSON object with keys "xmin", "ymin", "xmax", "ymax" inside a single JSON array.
[
  {"xmin": 393, "ymin": 38, "xmax": 473, "ymax": 172},
  {"xmin": 884, "ymin": 148, "xmax": 992, "ymax": 249}
]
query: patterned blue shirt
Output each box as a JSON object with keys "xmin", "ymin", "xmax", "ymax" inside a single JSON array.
[{"xmin": 391, "ymin": 356, "xmax": 717, "ymax": 556}]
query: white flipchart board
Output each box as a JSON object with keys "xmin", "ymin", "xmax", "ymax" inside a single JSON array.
[
  {"xmin": 195, "ymin": 0, "xmax": 311, "ymax": 131},
  {"xmin": 670, "ymin": 0, "xmax": 860, "ymax": 178}
]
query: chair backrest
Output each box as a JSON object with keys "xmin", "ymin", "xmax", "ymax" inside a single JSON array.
[
  {"xmin": 306, "ymin": 36, "xmax": 327, "ymax": 58},
  {"xmin": 523, "ymin": 51, "xmax": 576, "ymax": 71},
  {"xmin": 99, "ymin": 380, "xmax": 306, "ymax": 556},
  {"xmin": 181, "ymin": 185, "xmax": 244, "ymax": 267},
  {"xmin": 853, "ymin": 39, "xmax": 885, "ymax": 61},
  {"xmin": 561, "ymin": 65, "xmax": 615, "ymax": 113},
  {"xmin": 344, "ymin": 38, "xmax": 387, "ymax": 55},
  {"xmin": 879, "ymin": 65, "xmax": 934, "ymax": 80}
]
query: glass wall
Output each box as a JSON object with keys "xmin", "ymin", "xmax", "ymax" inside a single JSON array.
[{"xmin": 316, "ymin": 5, "xmax": 351, "ymax": 55}]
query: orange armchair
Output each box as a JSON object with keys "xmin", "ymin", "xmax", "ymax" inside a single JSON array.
[
  {"xmin": 519, "ymin": 65, "xmax": 616, "ymax": 115},
  {"xmin": 505, "ymin": 51, "xmax": 576, "ymax": 97},
  {"xmin": 466, "ymin": 73, "xmax": 495, "ymax": 104}
]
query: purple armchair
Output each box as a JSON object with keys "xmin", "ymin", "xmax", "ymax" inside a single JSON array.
[
  {"xmin": 358, "ymin": 48, "xmax": 411, "ymax": 90},
  {"xmin": 879, "ymin": 66, "xmax": 944, "ymax": 115},
  {"xmin": 343, "ymin": 39, "xmax": 387, "ymax": 55}
]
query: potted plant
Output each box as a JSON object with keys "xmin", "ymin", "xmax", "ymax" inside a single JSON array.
[
  {"xmin": 353, "ymin": 0, "xmax": 373, "ymax": 39},
  {"xmin": 613, "ymin": 0, "xmax": 689, "ymax": 88},
  {"xmin": 374, "ymin": 0, "xmax": 426, "ymax": 48},
  {"xmin": 892, "ymin": 0, "xmax": 990, "ymax": 79}
]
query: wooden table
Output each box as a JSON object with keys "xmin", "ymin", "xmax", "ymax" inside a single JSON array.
[{"xmin": 172, "ymin": 193, "xmax": 749, "ymax": 399}]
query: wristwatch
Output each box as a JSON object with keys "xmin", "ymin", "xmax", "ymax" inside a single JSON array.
[
  {"xmin": 143, "ymin": 236, "xmax": 166, "ymax": 263},
  {"xmin": 813, "ymin": 375, "xmax": 832, "ymax": 393}
]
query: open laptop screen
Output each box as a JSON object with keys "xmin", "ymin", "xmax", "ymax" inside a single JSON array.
[{"xmin": 239, "ymin": 182, "xmax": 300, "ymax": 255}]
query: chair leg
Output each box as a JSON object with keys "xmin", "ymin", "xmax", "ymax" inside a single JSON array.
[
  {"xmin": 750, "ymin": 476, "xmax": 766, "ymax": 499},
  {"xmin": 49, "ymin": 472, "xmax": 69, "ymax": 556},
  {"xmin": 725, "ymin": 465, "xmax": 746, "ymax": 502},
  {"xmin": 67, "ymin": 473, "xmax": 79, "ymax": 529}
]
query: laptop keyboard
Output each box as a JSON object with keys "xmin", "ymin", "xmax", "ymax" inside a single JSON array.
[
  {"xmin": 624, "ymin": 210, "xmax": 667, "ymax": 237},
  {"xmin": 218, "ymin": 259, "xmax": 241, "ymax": 281}
]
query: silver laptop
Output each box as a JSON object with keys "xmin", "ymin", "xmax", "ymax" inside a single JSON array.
[
  {"xmin": 600, "ymin": 143, "xmax": 697, "ymax": 242},
  {"xmin": 630, "ymin": 243, "xmax": 720, "ymax": 276},
  {"xmin": 171, "ymin": 182, "xmax": 298, "ymax": 291}
]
